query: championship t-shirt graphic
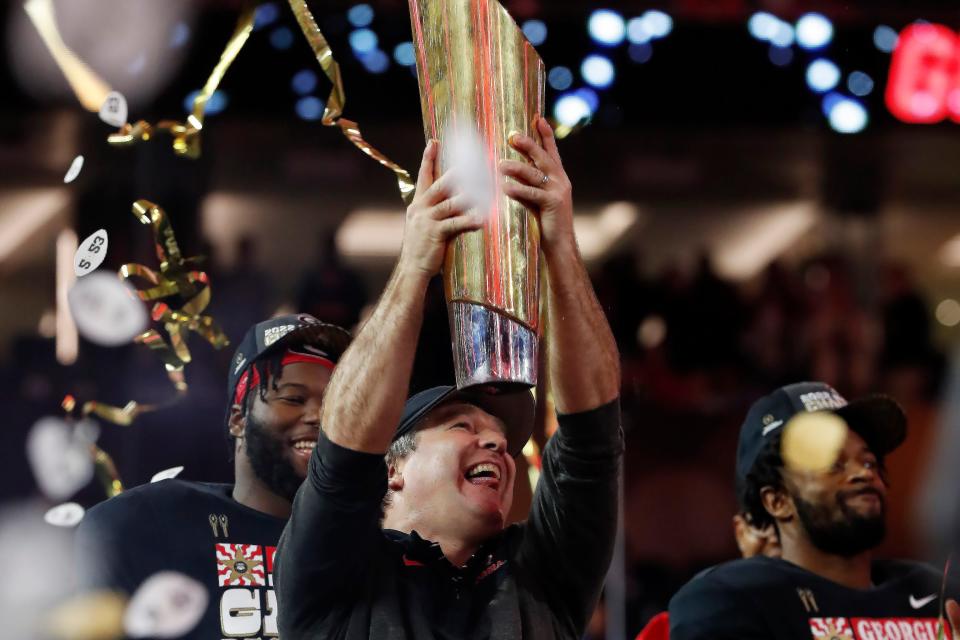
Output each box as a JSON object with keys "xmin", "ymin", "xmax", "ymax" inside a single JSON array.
[
  {"xmin": 75, "ymin": 481, "xmax": 290, "ymax": 640},
  {"xmin": 217, "ymin": 544, "xmax": 279, "ymax": 638}
]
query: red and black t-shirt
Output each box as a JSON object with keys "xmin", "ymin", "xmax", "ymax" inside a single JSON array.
[{"xmin": 669, "ymin": 556, "xmax": 949, "ymax": 640}]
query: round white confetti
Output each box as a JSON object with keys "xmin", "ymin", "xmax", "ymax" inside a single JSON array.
[
  {"xmin": 441, "ymin": 120, "xmax": 496, "ymax": 217},
  {"xmin": 26, "ymin": 417, "xmax": 94, "ymax": 501},
  {"xmin": 63, "ymin": 155, "xmax": 84, "ymax": 184},
  {"xmin": 73, "ymin": 229, "xmax": 109, "ymax": 277},
  {"xmin": 150, "ymin": 466, "xmax": 184, "ymax": 483},
  {"xmin": 124, "ymin": 572, "xmax": 208, "ymax": 639},
  {"xmin": 782, "ymin": 412, "xmax": 849, "ymax": 473},
  {"xmin": 43, "ymin": 502, "xmax": 85, "ymax": 528},
  {"xmin": 67, "ymin": 272, "xmax": 148, "ymax": 347},
  {"xmin": 99, "ymin": 91, "xmax": 128, "ymax": 128}
]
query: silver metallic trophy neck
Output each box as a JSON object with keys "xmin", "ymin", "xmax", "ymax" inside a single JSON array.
[{"xmin": 449, "ymin": 302, "xmax": 538, "ymax": 389}]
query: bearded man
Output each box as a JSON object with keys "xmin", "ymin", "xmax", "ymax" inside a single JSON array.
[
  {"xmin": 76, "ymin": 314, "xmax": 350, "ymax": 640},
  {"xmin": 670, "ymin": 382, "xmax": 946, "ymax": 640}
]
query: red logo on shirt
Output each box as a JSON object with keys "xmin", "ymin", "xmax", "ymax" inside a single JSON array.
[
  {"xmin": 216, "ymin": 543, "xmax": 266, "ymax": 586},
  {"xmin": 809, "ymin": 617, "xmax": 944, "ymax": 640}
]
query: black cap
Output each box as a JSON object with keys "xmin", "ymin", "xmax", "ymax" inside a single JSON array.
[
  {"xmin": 735, "ymin": 381, "xmax": 907, "ymax": 501},
  {"xmin": 394, "ymin": 385, "xmax": 536, "ymax": 457},
  {"xmin": 225, "ymin": 314, "xmax": 352, "ymax": 418}
]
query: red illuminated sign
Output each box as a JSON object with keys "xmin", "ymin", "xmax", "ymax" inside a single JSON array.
[{"xmin": 886, "ymin": 23, "xmax": 960, "ymax": 123}]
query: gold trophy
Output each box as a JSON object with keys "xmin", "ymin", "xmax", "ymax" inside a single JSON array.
[{"xmin": 408, "ymin": 0, "xmax": 545, "ymax": 389}]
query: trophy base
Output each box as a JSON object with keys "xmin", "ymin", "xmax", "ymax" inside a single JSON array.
[{"xmin": 449, "ymin": 302, "xmax": 538, "ymax": 389}]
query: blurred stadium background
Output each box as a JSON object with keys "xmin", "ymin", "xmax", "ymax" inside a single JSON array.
[{"xmin": 2, "ymin": 0, "xmax": 960, "ymax": 637}]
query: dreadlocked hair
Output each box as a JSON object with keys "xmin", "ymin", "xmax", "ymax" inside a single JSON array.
[
  {"xmin": 238, "ymin": 350, "xmax": 288, "ymax": 420},
  {"xmin": 742, "ymin": 430, "xmax": 786, "ymax": 531}
]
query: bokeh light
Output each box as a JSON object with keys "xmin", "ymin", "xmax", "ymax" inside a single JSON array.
[
  {"xmin": 588, "ymin": 9, "xmax": 626, "ymax": 46},
  {"xmin": 770, "ymin": 22, "xmax": 795, "ymax": 48},
  {"xmin": 347, "ymin": 4, "xmax": 374, "ymax": 28},
  {"xmin": 847, "ymin": 71, "xmax": 874, "ymax": 97},
  {"xmin": 796, "ymin": 13, "xmax": 833, "ymax": 49},
  {"xmin": 628, "ymin": 43, "xmax": 653, "ymax": 63},
  {"xmin": 393, "ymin": 42, "xmax": 416, "ymax": 67},
  {"xmin": 291, "ymin": 69, "xmax": 318, "ymax": 96},
  {"xmin": 936, "ymin": 299, "xmax": 960, "ymax": 327},
  {"xmin": 873, "ymin": 25, "xmax": 899, "ymax": 53},
  {"xmin": 581, "ymin": 55, "xmax": 615, "ymax": 89},
  {"xmin": 548, "ymin": 66, "xmax": 574, "ymax": 91},
  {"xmin": 748, "ymin": 13, "xmax": 779, "ymax": 41},
  {"xmin": 254, "ymin": 3, "xmax": 280, "ymax": 30},
  {"xmin": 360, "ymin": 50, "xmax": 390, "ymax": 74},
  {"xmin": 295, "ymin": 96, "xmax": 324, "ymax": 121},
  {"xmin": 806, "ymin": 59, "xmax": 840, "ymax": 92},
  {"xmin": 522, "ymin": 20, "xmax": 548, "ymax": 46},
  {"xmin": 627, "ymin": 17, "xmax": 651, "ymax": 44},
  {"xmin": 554, "ymin": 93, "xmax": 593, "ymax": 126},
  {"xmin": 640, "ymin": 11, "xmax": 673, "ymax": 39},
  {"xmin": 349, "ymin": 29, "xmax": 378, "ymax": 54},
  {"xmin": 769, "ymin": 45, "xmax": 794, "ymax": 66},
  {"xmin": 827, "ymin": 98, "xmax": 868, "ymax": 133}
]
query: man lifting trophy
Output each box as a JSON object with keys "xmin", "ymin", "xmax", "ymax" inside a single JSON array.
[{"xmin": 274, "ymin": 0, "xmax": 623, "ymax": 637}]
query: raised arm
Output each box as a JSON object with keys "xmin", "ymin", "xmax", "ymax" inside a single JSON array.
[
  {"xmin": 501, "ymin": 118, "xmax": 620, "ymax": 413},
  {"xmin": 500, "ymin": 118, "xmax": 623, "ymax": 635},
  {"xmin": 320, "ymin": 141, "xmax": 484, "ymax": 454}
]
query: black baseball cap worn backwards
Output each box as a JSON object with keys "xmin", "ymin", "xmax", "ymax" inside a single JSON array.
[
  {"xmin": 735, "ymin": 381, "xmax": 907, "ymax": 500},
  {"xmin": 225, "ymin": 314, "xmax": 352, "ymax": 418},
  {"xmin": 395, "ymin": 385, "xmax": 536, "ymax": 457}
]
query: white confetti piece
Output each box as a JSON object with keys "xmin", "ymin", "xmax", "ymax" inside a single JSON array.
[
  {"xmin": 26, "ymin": 417, "xmax": 94, "ymax": 501},
  {"xmin": 441, "ymin": 121, "xmax": 497, "ymax": 217},
  {"xmin": 43, "ymin": 502, "xmax": 85, "ymax": 528},
  {"xmin": 782, "ymin": 412, "xmax": 849, "ymax": 473},
  {"xmin": 73, "ymin": 228, "xmax": 109, "ymax": 277},
  {"xmin": 63, "ymin": 155, "xmax": 84, "ymax": 184},
  {"xmin": 150, "ymin": 466, "xmax": 184, "ymax": 483},
  {"xmin": 67, "ymin": 272, "xmax": 148, "ymax": 346},
  {"xmin": 124, "ymin": 572, "xmax": 208, "ymax": 639},
  {"xmin": 98, "ymin": 91, "xmax": 128, "ymax": 128}
]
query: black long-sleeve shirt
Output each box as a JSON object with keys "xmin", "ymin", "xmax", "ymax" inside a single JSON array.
[{"xmin": 274, "ymin": 399, "xmax": 623, "ymax": 640}]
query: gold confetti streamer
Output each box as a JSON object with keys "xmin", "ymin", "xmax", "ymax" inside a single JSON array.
[
  {"xmin": 23, "ymin": 0, "xmax": 111, "ymax": 112},
  {"xmin": 108, "ymin": 6, "xmax": 256, "ymax": 158},
  {"xmin": 60, "ymin": 396, "xmax": 127, "ymax": 496},
  {"xmin": 116, "ymin": 199, "xmax": 229, "ymax": 397},
  {"xmin": 288, "ymin": 0, "xmax": 415, "ymax": 203},
  {"xmin": 63, "ymin": 200, "xmax": 228, "ymax": 429},
  {"xmin": 92, "ymin": 445, "xmax": 124, "ymax": 497}
]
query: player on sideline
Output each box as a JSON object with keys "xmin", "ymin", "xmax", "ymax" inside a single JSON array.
[
  {"xmin": 76, "ymin": 314, "xmax": 350, "ymax": 640},
  {"xmin": 669, "ymin": 381, "xmax": 947, "ymax": 640},
  {"xmin": 274, "ymin": 117, "xmax": 624, "ymax": 639}
]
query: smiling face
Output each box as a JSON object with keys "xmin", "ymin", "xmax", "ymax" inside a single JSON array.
[
  {"xmin": 782, "ymin": 429, "xmax": 888, "ymax": 556},
  {"xmin": 230, "ymin": 361, "xmax": 333, "ymax": 501},
  {"xmin": 385, "ymin": 401, "xmax": 517, "ymax": 543}
]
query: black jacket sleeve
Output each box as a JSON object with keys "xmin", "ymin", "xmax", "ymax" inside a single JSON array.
[
  {"xmin": 669, "ymin": 570, "xmax": 769, "ymax": 640},
  {"xmin": 518, "ymin": 398, "xmax": 624, "ymax": 636},
  {"xmin": 274, "ymin": 430, "xmax": 388, "ymax": 635}
]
